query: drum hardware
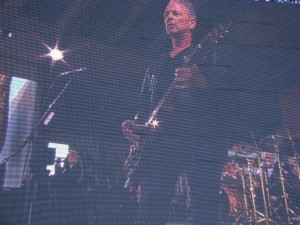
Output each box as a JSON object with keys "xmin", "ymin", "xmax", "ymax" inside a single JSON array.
[
  {"xmin": 247, "ymin": 158, "xmax": 261, "ymax": 223},
  {"xmin": 259, "ymin": 133, "xmax": 300, "ymax": 225},
  {"xmin": 269, "ymin": 134, "xmax": 293, "ymax": 224},
  {"xmin": 286, "ymin": 130, "xmax": 300, "ymax": 181},
  {"xmin": 240, "ymin": 168, "xmax": 250, "ymax": 220},
  {"xmin": 224, "ymin": 141, "xmax": 272, "ymax": 224},
  {"xmin": 259, "ymin": 135, "xmax": 292, "ymax": 155},
  {"xmin": 262, "ymin": 166, "xmax": 273, "ymax": 217},
  {"xmin": 220, "ymin": 135, "xmax": 300, "ymax": 225},
  {"xmin": 270, "ymin": 196, "xmax": 298, "ymax": 225},
  {"xmin": 251, "ymin": 133, "xmax": 273, "ymax": 225}
]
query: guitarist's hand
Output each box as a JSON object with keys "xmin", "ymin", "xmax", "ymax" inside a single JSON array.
[
  {"xmin": 122, "ymin": 120, "xmax": 147, "ymax": 143},
  {"xmin": 175, "ymin": 64, "xmax": 206, "ymax": 89}
]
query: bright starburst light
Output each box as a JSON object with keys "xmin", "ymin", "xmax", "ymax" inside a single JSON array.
[
  {"xmin": 42, "ymin": 42, "xmax": 68, "ymax": 64},
  {"xmin": 151, "ymin": 119, "xmax": 161, "ymax": 128}
]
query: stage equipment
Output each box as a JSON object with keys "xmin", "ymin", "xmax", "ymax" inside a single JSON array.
[
  {"xmin": 0, "ymin": 78, "xmax": 69, "ymax": 165},
  {"xmin": 286, "ymin": 131, "xmax": 300, "ymax": 181},
  {"xmin": 260, "ymin": 134, "xmax": 300, "ymax": 224},
  {"xmin": 220, "ymin": 134, "xmax": 300, "ymax": 224},
  {"xmin": 223, "ymin": 141, "xmax": 275, "ymax": 224},
  {"xmin": 0, "ymin": 68, "xmax": 86, "ymax": 225}
]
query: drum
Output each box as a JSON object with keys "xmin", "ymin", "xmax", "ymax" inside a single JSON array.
[
  {"xmin": 218, "ymin": 186, "xmax": 247, "ymax": 223},
  {"xmin": 221, "ymin": 162, "xmax": 243, "ymax": 188}
]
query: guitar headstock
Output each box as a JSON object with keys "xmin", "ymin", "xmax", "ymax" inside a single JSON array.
[{"xmin": 201, "ymin": 21, "xmax": 232, "ymax": 45}]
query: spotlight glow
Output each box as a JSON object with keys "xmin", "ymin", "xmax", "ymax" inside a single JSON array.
[
  {"xmin": 42, "ymin": 42, "xmax": 68, "ymax": 64},
  {"xmin": 151, "ymin": 119, "xmax": 161, "ymax": 128}
]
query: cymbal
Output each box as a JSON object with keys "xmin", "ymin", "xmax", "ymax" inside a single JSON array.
[{"xmin": 259, "ymin": 135, "xmax": 291, "ymax": 153}]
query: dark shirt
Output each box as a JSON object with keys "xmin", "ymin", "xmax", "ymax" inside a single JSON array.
[{"xmin": 136, "ymin": 43, "xmax": 235, "ymax": 148}]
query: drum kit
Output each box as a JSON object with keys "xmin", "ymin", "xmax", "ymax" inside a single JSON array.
[{"xmin": 220, "ymin": 134, "xmax": 300, "ymax": 225}]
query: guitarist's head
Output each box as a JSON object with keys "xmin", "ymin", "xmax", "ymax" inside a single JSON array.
[{"xmin": 164, "ymin": 0, "xmax": 197, "ymax": 40}]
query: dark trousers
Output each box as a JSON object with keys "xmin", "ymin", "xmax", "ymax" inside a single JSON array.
[{"xmin": 135, "ymin": 140, "xmax": 225, "ymax": 225}]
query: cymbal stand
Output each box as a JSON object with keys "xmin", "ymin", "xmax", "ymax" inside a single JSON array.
[
  {"xmin": 262, "ymin": 167, "xmax": 272, "ymax": 217},
  {"xmin": 256, "ymin": 154, "xmax": 272, "ymax": 224},
  {"xmin": 258, "ymin": 154, "xmax": 278, "ymax": 224},
  {"xmin": 247, "ymin": 159, "xmax": 274, "ymax": 225},
  {"xmin": 286, "ymin": 129, "xmax": 300, "ymax": 181},
  {"xmin": 251, "ymin": 133, "xmax": 272, "ymax": 224},
  {"xmin": 247, "ymin": 158, "xmax": 259, "ymax": 223},
  {"xmin": 272, "ymin": 135, "xmax": 292, "ymax": 224},
  {"xmin": 240, "ymin": 169, "xmax": 250, "ymax": 220}
]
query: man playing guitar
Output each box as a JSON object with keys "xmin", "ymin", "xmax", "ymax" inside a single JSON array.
[{"xmin": 122, "ymin": 1, "xmax": 232, "ymax": 224}]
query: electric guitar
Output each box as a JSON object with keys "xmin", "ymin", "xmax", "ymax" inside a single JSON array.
[{"xmin": 124, "ymin": 21, "xmax": 232, "ymax": 188}]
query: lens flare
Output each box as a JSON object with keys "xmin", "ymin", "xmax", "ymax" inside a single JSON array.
[{"xmin": 42, "ymin": 42, "xmax": 68, "ymax": 64}]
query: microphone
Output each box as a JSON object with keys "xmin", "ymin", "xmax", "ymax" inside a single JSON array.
[{"xmin": 59, "ymin": 67, "xmax": 87, "ymax": 76}]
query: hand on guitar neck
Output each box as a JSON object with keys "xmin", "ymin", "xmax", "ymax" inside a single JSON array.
[{"xmin": 122, "ymin": 120, "xmax": 152, "ymax": 143}]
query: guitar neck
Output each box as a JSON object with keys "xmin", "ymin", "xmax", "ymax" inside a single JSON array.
[
  {"xmin": 145, "ymin": 22, "xmax": 232, "ymax": 127},
  {"xmin": 145, "ymin": 43, "xmax": 203, "ymax": 126}
]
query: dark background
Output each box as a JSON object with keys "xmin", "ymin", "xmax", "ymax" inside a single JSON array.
[
  {"xmin": 0, "ymin": 0, "xmax": 299, "ymax": 224},
  {"xmin": 0, "ymin": 0, "xmax": 299, "ymax": 141}
]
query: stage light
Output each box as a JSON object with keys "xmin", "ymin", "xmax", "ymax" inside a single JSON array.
[
  {"xmin": 42, "ymin": 41, "xmax": 68, "ymax": 64},
  {"xmin": 151, "ymin": 119, "xmax": 161, "ymax": 128},
  {"xmin": 48, "ymin": 47, "xmax": 63, "ymax": 61}
]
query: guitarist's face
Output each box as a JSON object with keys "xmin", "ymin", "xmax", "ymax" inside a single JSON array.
[{"xmin": 164, "ymin": 1, "xmax": 196, "ymax": 36}]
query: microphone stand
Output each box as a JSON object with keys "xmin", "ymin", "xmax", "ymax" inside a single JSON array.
[
  {"xmin": 0, "ymin": 76, "xmax": 73, "ymax": 225},
  {"xmin": 0, "ymin": 77, "xmax": 72, "ymax": 165}
]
